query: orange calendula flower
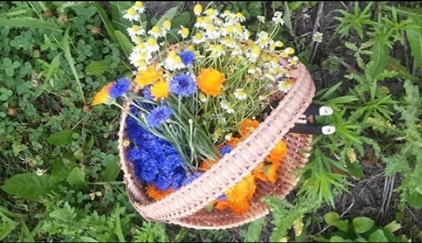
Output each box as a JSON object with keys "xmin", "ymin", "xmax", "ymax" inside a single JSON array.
[
  {"xmin": 199, "ymin": 158, "xmax": 217, "ymax": 171},
  {"xmin": 150, "ymin": 80, "xmax": 169, "ymax": 100},
  {"xmin": 92, "ymin": 82, "xmax": 113, "ymax": 106},
  {"xmin": 196, "ymin": 68, "xmax": 225, "ymax": 97},
  {"xmin": 239, "ymin": 119, "xmax": 260, "ymax": 137},
  {"xmin": 135, "ymin": 64, "xmax": 164, "ymax": 88},
  {"xmin": 253, "ymin": 162, "xmax": 268, "ymax": 182},
  {"xmin": 266, "ymin": 140, "xmax": 287, "ymax": 164},
  {"xmin": 145, "ymin": 183, "xmax": 174, "ymax": 200},
  {"xmin": 226, "ymin": 137, "xmax": 241, "ymax": 147},
  {"xmin": 267, "ymin": 162, "xmax": 281, "ymax": 184}
]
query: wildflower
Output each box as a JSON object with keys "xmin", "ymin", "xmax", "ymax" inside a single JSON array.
[
  {"xmin": 162, "ymin": 20, "xmax": 172, "ymax": 30},
  {"xmin": 288, "ymin": 56, "xmax": 299, "ymax": 67},
  {"xmin": 193, "ymin": 32, "xmax": 206, "ymax": 44},
  {"xmin": 235, "ymin": 12, "xmax": 245, "ymax": 22},
  {"xmin": 255, "ymin": 31, "xmax": 271, "ymax": 48},
  {"xmin": 257, "ymin": 15, "xmax": 265, "ymax": 24},
  {"xmin": 281, "ymin": 47, "xmax": 295, "ymax": 58},
  {"xmin": 234, "ymin": 89, "xmax": 247, "ymax": 100},
  {"xmin": 277, "ymin": 79, "xmax": 293, "ymax": 93},
  {"xmin": 92, "ymin": 83, "xmax": 114, "ymax": 106},
  {"xmin": 272, "ymin": 11, "xmax": 284, "ymax": 25},
  {"xmin": 123, "ymin": 8, "xmax": 139, "ymax": 21},
  {"xmin": 198, "ymin": 92, "xmax": 207, "ymax": 102},
  {"xmin": 146, "ymin": 37, "xmax": 160, "ymax": 52},
  {"xmin": 247, "ymin": 45, "xmax": 261, "ymax": 63},
  {"xmin": 146, "ymin": 105, "xmax": 173, "ymax": 127},
  {"xmin": 148, "ymin": 26, "xmax": 165, "ymax": 38},
  {"xmin": 109, "ymin": 78, "xmax": 130, "ymax": 98},
  {"xmin": 193, "ymin": 3, "xmax": 202, "ymax": 16},
  {"xmin": 178, "ymin": 26, "xmax": 190, "ymax": 38},
  {"xmin": 169, "ymin": 73, "xmax": 197, "ymax": 97},
  {"xmin": 178, "ymin": 50, "xmax": 195, "ymax": 65},
  {"xmin": 197, "ymin": 68, "xmax": 225, "ymax": 97},
  {"xmin": 164, "ymin": 51, "xmax": 185, "ymax": 71},
  {"xmin": 205, "ymin": 24, "xmax": 220, "ymax": 39},
  {"xmin": 312, "ymin": 31, "xmax": 323, "ymax": 43},
  {"xmin": 240, "ymin": 119, "xmax": 259, "ymax": 137},
  {"xmin": 205, "ymin": 8, "xmax": 219, "ymax": 19},
  {"xmin": 208, "ymin": 44, "xmax": 225, "ymax": 58},
  {"xmin": 182, "ymin": 172, "xmax": 202, "ymax": 186},
  {"xmin": 36, "ymin": 168, "xmax": 47, "ymax": 176},
  {"xmin": 146, "ymin": 183, "xmax": 173, "ymax": 200},
  {"xmin": 150, "ymin": 80, "xmax": 169, "ymax": 100},
  {"xmin": 135, "ymin": 65, "xmax": 164, "ymax": 88},
  {"xmin": 266, "ymin": 140, "xmax": 288, "ymax": 164},
  {"xmin": 220, "ymin": 145, "xmax": 232, "ymax": 156},
  {"xmin": 133, "ymin": 1, "xmax": 145, "ymax": 13},
  {"xmin": 127, "ymin": 25, "xmax": 145, "ymax": 38}
]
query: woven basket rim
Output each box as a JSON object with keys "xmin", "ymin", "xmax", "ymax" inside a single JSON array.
[{"xmin": 118, "ymin": 59, "xmax": 315, "ymax": 223}]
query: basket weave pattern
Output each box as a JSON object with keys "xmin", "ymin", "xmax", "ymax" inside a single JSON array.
[{"xmin": 118, "ymin": 61, "xmax": 315, "ymax": 229}]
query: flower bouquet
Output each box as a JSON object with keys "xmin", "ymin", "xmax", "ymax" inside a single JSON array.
[{"xmin": 93, "ymin": 2, "xmax": 315, "ymax": 229}]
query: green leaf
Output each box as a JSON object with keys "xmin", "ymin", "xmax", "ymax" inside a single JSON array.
[
  {"xmin": 47, "ymin": 130, "xmax": 75, "ymax": 146},
  {"xmin": 366, "ymin": 41, "xmax": 389, "ymax": 80},
  {"xmin": 156, "ymin": 6, "xmax": 179, "ymax": 27},
  {"xmin": 353, "ymin": 217, "xmax": 374, "ymax": 233},
  {"xmin": 406, "ymin": 192, "xmax": 422, "ymax": 209},
  {"xmin": 67, "ymin": 167, "xmax": 86, "ymax": 188},
  {"xmin": 0, "ymin": 88, "xmax": 13, "ymax": 101},
  {"xmin": 0, "ymin": 211, "xmax": 18, "ymax": 241},
  {"xmin": 1, "ymin": 173, "xmax": 54, "ymax": 199},
  {"xmin": 114, "ymin": 30, "xmax": 133, "ymax": 58},
  {"xmin": 369, "ymin": 229, "xmax": 388, "ymax": 242},
  {"xmin": 84, "ymin": 136, "xmax": 95, "ymax": 153},
  {"xmin": 113, "ymin": 206, "xmax": 125, "ymax": 242},
  {"xmin": 283, "ymin": 2, "xmax": 294, "ymax": 38},
  {"xmin": 330, "ymin": 236, "xmax": 350, "ymax": 242},
  {"xmin": 101, "ymin": 157, "xmax": 121, "ymax": 182},
  {"xmin": 327, "ymin": 96, "xmax": 359, "ymax": 104},
  {"xmin": 406, "ymin": 17, "xmax": 422, "ymax": 72},
  {"xmin": 336, "ymin": 219, "xmax": 349, "ymax": 232},
  {"xmin": 386, "ymin": 57, "xmax": 420, "ymax": 82},
  {"xmin": 245, "ymin": 217, "xmax": 266, "ymax": 242},
  {"xmin": 384, "ymin": 221, "xmax": 401, "ymax": 233},
  {"xmin": 79, "ymin": 236, "xmax": 99, "ymax": 242},
  {"xmin": 51, "ymin": 158, "xmax": 77, "ymax": 183},
  {"xmin": 383, "ymin": 6, "xmax": 422, "ymax": 18},
  {"xmin": 94, "ymin": 2, "xmax": 117, "ymax": 43},
  {"xmin": 0, "ymin": 17, "xmax": 61, "ymax": 31},
  {"xmin": 323, "ymin": 212, "xmax": 339, "ymax": 226}
]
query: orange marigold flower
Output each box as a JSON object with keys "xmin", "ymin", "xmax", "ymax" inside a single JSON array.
[
  {"xmin": 92, "ymin": 82, "xmax": 113, "ymax": 106},
  {"xmin": 226, "ymin": 137, "xmax": 241, "ymax": 147},
  {"xmin": 135, "ymin": 64, "xmax": 164, "ymax": 88},
  {"xmin": 245, "ymin": 175, "xmax": 256, "ymax": 200},
  {"xmin": 145, "ymin": 183, "xmax": 174, "ymax": 200},
  {"xmin": 196, "ymin": 68, "xmax": 225, "ymax": 97},
  {"xmin": 253, "ymin": 162, "xmax": 269, "ymax": 182},
  {"xmin": 228, "ymin": 199, "xmax": 250, "ymax": 215},
  {"xmin": 150, "ymin": 80, "xmax": 169, "ymax": 100},
  {"xmin": 267, "ymin": 162, "xmax": 281, "ymax": 184},
  {"xmin": 215, "ymin": 199, "xmax": 230, "ymax": 211},
  {"xmin": 199, "ymin": 159, "xmax": 217, "ymax": 171},
  {"xmin": 266, "ymin": 140, "xmax": 288, "ymax": 164},
  {"xmin": 239, "ymin": 119, "xmax": 260, "ymax": 137}
]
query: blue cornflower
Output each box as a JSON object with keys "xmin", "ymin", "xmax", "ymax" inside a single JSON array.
[
  {"xmin": 178, "ymin": 50, "xmax": 195, "ymax": 65},
  {"xmin": 142, "ymin": 85, "xmax": 154, "ymax": 100},
  {"xmin": 220, "ymin": 145, "xmax": 233, "ymax": 156},
  {"xmin": 109, "ymin": 78, "xmax": 130, "ymax": 98},
  {"xmin": 182, "ymin": 172, "xmax": 202, "ymax": 186},
  {"xmin": 169, "ymin": 73, "xmax": 197, "ymax": 97},
  {"xmin": 146, "ymin": 105, "xmax": 173, "ymax": 127},
  {"xmin": 218, "ymin": 194, "xmax": 227, "ymax": 200}
]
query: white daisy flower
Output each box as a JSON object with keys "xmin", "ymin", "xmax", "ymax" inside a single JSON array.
[
  {"xmin": 127, "ymin": 25, "xmax": 145, "ymax": 38},
  {"xmin": 205, "ymin": 24, "xmax": 221, "ymax": 39},
  {"xmin": 145, "ymin": 37, "xmax": 159, "ymax": 52},
  {"xmin": 133, "ymin": 1, "xmax": 145, "ymax": 13},
  {"xmin": 148, "ymin": 26, "xmax": 165, "ymax": 38},
  {"xmin": 220, "ymin": 36, "xmax": 237, "ymax": 48},
  {"xmin": 208, "ymin": 44, "xmax": 225, "ymax": 58},
  {"xmin": 312, "ymin": 32, "xmax": 323, "ymax": 43},
  {"xmin": 192, "ymin": 32, "xmax": 206, "ymax": 44},
  {"xmin": 257, "ymin": 15, "xmax": 266, "ymax": 24},
  {"xmin": 272, "ymin": 11, "xmax": 284, "ymax": 25},
  {"xmin": 194, "ymin": 3, "xmax": 202, "ymax": 16},
  {"xmin": 205, "ymin": 8, "xmax": 219, "ymax": 19},
  {"xmin": 278, "ymin": 79, "xmax": 293, "ymax": 93},
  {"xmin": 288, "ymin": 56, "xmax": 299, "ymax": 67},
  {"xmin": 234, "ymin": 89, "xmax": 247, "ymax": 100},
  {"xmin": 235, "ymin": 12, "xmax": 246, "ymax": 22},
  {"xmin": 220, "ymin": 99, "xmax": 229, "ymax": 110},
  {"xmin": 178, "ymin": 26, "xmax": 190, "ymax": 38},
  {"xmin": 123, "ymin": 8, "xmax": 139, "ymax": 21}
]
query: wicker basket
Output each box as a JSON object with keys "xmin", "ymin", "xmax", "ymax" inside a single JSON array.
[{"xmin": 117, "ymin": 59, "xmax": 315, "ymax": 230}]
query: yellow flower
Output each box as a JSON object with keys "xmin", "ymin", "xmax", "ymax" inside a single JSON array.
[
  {"xmin": 92, "ymin": 83, "xmax": 113, "ymax": 106},
  {"xmin": 178, "ymin": 26, "xmax": 190, "ymax": 38},
  {"xmin": 162, "ymin": 20, "xmax": 171, "ymax": 30},
  {"xmin": 281, "ymin": 47, "xmax": 295, "ymax": 58},
  {"xmin": 135, "ymin": 65, "xmax": 164, "ymax": 88},
  {"xmin": 194, "ymin": 3, "xmax": 202, "ymax": 16},
  {"xmin": 150, "ymin": 80, "xmax": 169, "ymax": 100},
  {"xmin": 197, "ymin": 68, "xmax": 225, "ymax": 97}
]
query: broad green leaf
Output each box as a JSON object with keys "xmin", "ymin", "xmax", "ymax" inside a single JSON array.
[
  {"xmin": 47, "ymin": 130, "xmax": 75, "ymax": 146},
  {"xmin": 101, "ymin": 157, "xmax": 121, "ymax": 182},
  {"xmin": 406, "ymin": 17, "xmax": 422, "ymax": 72},
  {"xmin": 156, "ymin": 6, "xmax": 179, "ymax": 27},
  {"xmin": 406, "ymin": 192, "xmax": 422, "ymax": 209},
  {"xmin": 67, "ymin": 167, "xmax": 86, "ymax": 188},
  {"xmin": 245, "ymin": 217, "xmax": 266, "ymax": 242},
  {"xmin": 386, "ymin": 57, "xmax": 420, "ymax": 82},
  {"xmin": 369, "ymin": 229, "xmax": 388, "ymax": 242},
  {"xmin": 1, "ymin": 173, "xmax": 54, "ymax": 199},
  {"xmin": 94, "ymin": 2, "xmax": 117, "ymax": 43},
  {"xmin": 337, "ymin": 220, "xmax": 349, "ymax": 232},
  {"xmin": 51, "ymin": 158, "xmax": 77, "ymax": 182},
  {"xmin": 0, "ymin": 17, "xmax": 60, "ymax": 31},
  {"xmin": 353, "ymin": 217, "xmax": 374, "ymax": 233},
  {"xmin": 114, "ymin": 30, "xmax": 133, "ymax": 58},
  {"xmin": 366, "ymin": 41, "xmax": 389, "ymax": 80},
  {"xmin": 323, "ymin": 212, "xmax": 339, "ymax": 226},
  {"xmin": 384, "ymin": 221, "xmax": 401, "ymax": 233}
]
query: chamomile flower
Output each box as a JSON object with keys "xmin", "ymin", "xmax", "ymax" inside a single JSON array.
[
  {"xmin": 194, "ymin": 3, "xmax": 202, "ymax": 16},
  {"xmin": 312, "ymin": 32, "xmax": 323, "ymax": 43},
  {"xmin": 199, "ymin": 92, "xmax": 208, "ymax": 102},
  {"xmin": 269, "ymin": 40, "xmax": 284, "ymax": 50},
  {"xmin": 255, "ymin": 31, "xmax": 271, "ymax": 48},
  {"xmin": 235, "ymin": 12, "xmax": 246, "ymax": 22},
  {"xmin": 278, "ymin": 79, "xmax": 293, "ymax": 93},
  {"xmin": 132, "ymin": 35, "xmax": 143, "ymax": 45},
  {"xmin": 220, "ymin": 100, "xmax": 234, "ymax": 113},
  {"xmin": 133, "ymin": 1, "xmax": 145, "ymax": 13},
  {"xmin": 145, "ymin": 37, "xmax": 159, "ymax": 52},
  {"xmin": 195, "ymin": 16, "xmax": 206, "ymax": 29},
  {"xmin": 288, "ymin": 56, "xmax": 299, "ymax": 67},
  {"xmin": 148, "ymin": 26, "xmax": 165, "ymax": 38},
  {"xmin": 208, "ymin": 44, "xmax": 225, "ymax": 58},
  {"xmin": 220, "ymin": 36, "xmax": 237, "ymax": 48},
  {"xmin": 162, "ymin": 20, "xmax": 172, "ymax": 30},
  {"xmin": 205, "ymin": 24, "xmax": 221, "ymax": 39},
  {"xmin": 133, "ymin": 42, "xmax": 147, "ymax": 54},
  {"xmin": 123, "ymin": 8, "xmax": 139, "ymax": 21},
  {"xmin": 164, "ymin": 51, "xmax": 185, "ymax": 71},
  {"xmin": 178, "ymin": 26, "xmax": 190, "ymax": 38},
  {"xmin": 221, "ymin": 23, "xmax": 234, "ymax": 36},
  {"xmin": 234, "ymin": 89, "xmax": 247, "ymax": 100},
  {"xmin": 193, "ymin": 32, "xmax": 206, "ymax": 44},
  {"xmin": 272, "ymin": 11, "xmax": 284, "ymax": 25},
  {"xmin": 257, "ymin": 15, "xmax": 266, "ymax": 24},
  {"xmin": 205, "ymin": 8, "xmax": 219, "ymax": 19},
  {"xmin": 246, "ymin": 45, "xmax": 261, "ymax": 63},
  {"xmin": 281, "ymin": 47, "xmax": 295, "ymax": 58},
  {"xmin": 127, "ymin": 25, "xmax": 145, "ymax": 38}
]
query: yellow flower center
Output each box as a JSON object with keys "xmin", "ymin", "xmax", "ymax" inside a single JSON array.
[
  {"xmin": 163, "ymin": 20, "xmax": 171, "ymax": 30},
  {"xmin": 194, "ymin": 4, "xmax": 202, "ymax": 15},
  {"xmin": 151, "ymin": 26, "xmax": 160, "ymax": 34},
  {"xmin": 173, "ymin": 56, "xmax": 182, "ymax": 65},
  {"xmin": 132, "ymin": 25, "xmax": 140, "ymax": 32},
  {"xmin": 181, "ymin": 28, "xmax": 189, "ymax": 37},
  {"xmin": 127, "ymin": 8, "xmax": 135, "ymax": 16},
  {"xmin": 206, "ymin": 8, "xmax": 215, "ymax": 16},
  {"xmin": 135, "ymin": 1, "xmax": 143, "ymax": 8},
  {"xmin": 147, "ymin": 37, "xmax": 156, "ymax": 46}
]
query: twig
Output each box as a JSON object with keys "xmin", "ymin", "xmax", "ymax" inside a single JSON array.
[
  {"xmin": 315, "ymin": 197, "xmax": 355, "ymax": 236},
  {"xmin": 309, "ymin": 2, "xmax": 324, "ymax": 64}
]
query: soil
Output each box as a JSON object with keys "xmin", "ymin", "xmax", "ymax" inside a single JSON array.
[{"xmin": 131, "ymin": 1, "xmax": 421, "ymax": 241}]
